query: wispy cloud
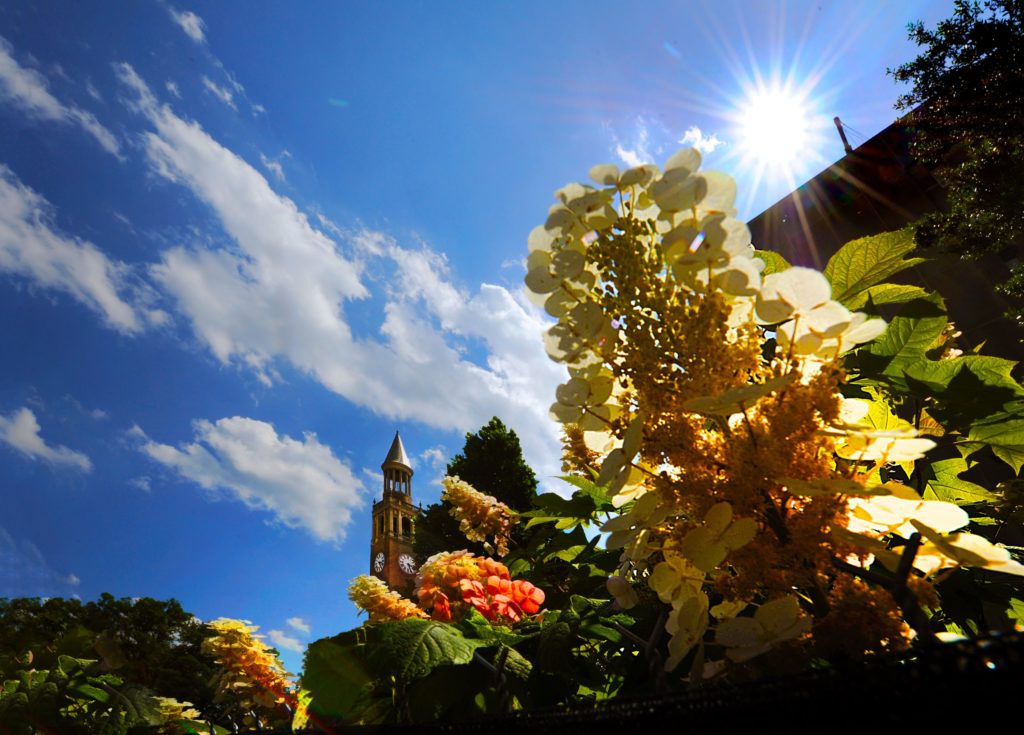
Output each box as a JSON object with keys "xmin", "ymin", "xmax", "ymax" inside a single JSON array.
[
  {"xmin": 609, "ymin": 117, "xmax": 654, "ymax": 168},
  {"xmin": 0, "ymin": 37, "xmax": 121, "ymax": 157},
  {"xmin": 679, "ymin": 125, "xmax": 724, "ymax": 154},
  {"xmin": 0, "ymin": 165, "xmax": 146, "ymax": 333},
  {"xmin": 420, "ymin": 446, "xmax": 447, "ymax": 471},
  {"xmin": 286, "ymin": 617, "xmax": 311, "ymax": 635},
  {"xmin": 134, "ymin": 417, "xmax": 366, "ymax": 544},
  {"xmin": 259, "ymin": 151, "xmax": 289, "ymax": 183},
  {"xmin": 165, "ymin": 80, "xmax": 181, "ymax": 98},
  {"xmin": 267, "ymin": 629, "xmax": 304, "ymax": 653},
  {"xmin": 0, "ymin": 407, "xmax": 92, "ymax": 471},
  {"xmin": 0, "ymin": 526, "xmax": 82, "ymax": 597},
  {"xmin": 168, "ymin": 7, "xmax": 206, "ymax": 44},
  {"xmin": 115, "ymin": 64, "xmax": 565, "ymax": 485},
  {"xmin": 201, "ymin": 75, "xmax": 236, "ymax": 110}
]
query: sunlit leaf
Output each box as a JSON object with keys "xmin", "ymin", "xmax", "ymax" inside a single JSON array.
[
  {"xmin": 823, "ymin": 228, "xmax": 924, "ymax": 306},
  {"xmin": 960, "ymin": 414, "xmax": 1024, "ymax": 473},
  {"xmin": 845, "ymin": 282, "xmax": 929, "ymax": 311},
  {"xmin": 923, "ymin": 458, "xmax": 997, "ymax": 505},
  {"xmin": 753, "ymin": 249, "xmax": 791, "ymax": 275}
]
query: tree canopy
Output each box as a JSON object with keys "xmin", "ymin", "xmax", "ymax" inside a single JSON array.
[
  {"xmin": 413, "ymin": 417, "xmax": 538, "ymax": 560},
  {"xmin": 889, "ymin": 0, "xmax": 1024, "ymax": 318},
  {"xmin": 0, "ymin": 594, "xmax": 216, "ymax": 707}
]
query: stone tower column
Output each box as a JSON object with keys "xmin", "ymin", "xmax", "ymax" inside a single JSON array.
[{"xmin": 369, "ymin": 431, "xmax": 420, "ymax": 594}]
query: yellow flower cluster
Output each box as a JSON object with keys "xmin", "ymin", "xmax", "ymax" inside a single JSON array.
[
  {"xmin": 152, "ymin": 696, "xmax": 202, "ymax": 734},
  {"xmin": 526, "ymin": 148, "xmax": 1022, "ymax": 674},
  {"xmin": 348, "ymin": 575, "xmax": 428, "ymax": 623},
  {"xmin": 442, "ymin": 475, "xmax": 516, "ymax": 556},
  {"xmin": 201, "ymin": 618, "xmax": 294, "ymax": 727}
]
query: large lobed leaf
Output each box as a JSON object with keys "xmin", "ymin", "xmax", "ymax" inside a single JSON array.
[
  {"xmin": 905, "ymin": 355, "xmax": 1024, "ymax": 429},
  {"xmin": 824, "ymin": 228, "xmax": 924, "ymax": 306},
  {"xmin": 854, "ymin": 295, "xmax": 947, "ymax": 386},
  {"xmin": 366, "ymin": 619, "xmax": 485, "ymax": 685},
  {"xmin": 960, "ymin": 415, "xmax": 1024, "ymax": 474},
  {"xmin": 924, "ymin": 458, "xmax": 998, "ymax": 504}
]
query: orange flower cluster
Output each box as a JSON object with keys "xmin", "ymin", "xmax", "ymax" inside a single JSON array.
[
  {"xmin": 416, "ymin": 550, "xmax": 545, "ymax": 623},
  {"xmin": 201, "ymin": 618, "xmax": 294, "ymax": 728},
  {"xmin": 348, "ymin": 575, "xmax": 428, "ymax": 623}
]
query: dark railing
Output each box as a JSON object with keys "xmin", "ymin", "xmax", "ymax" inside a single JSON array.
[{"xmin": 239, "ymin": 629, "xmax": 1022, "ymax": 734}]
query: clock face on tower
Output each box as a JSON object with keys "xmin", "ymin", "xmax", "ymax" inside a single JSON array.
[
  {"xmin": 398, "ymin": 553, "xmax": 417, "ymax": 575},
  {"xmin": 373, "ymin": 552, "xmax": 385, "ymax": 573}
]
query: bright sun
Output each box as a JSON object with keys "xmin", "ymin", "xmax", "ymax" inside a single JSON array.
[{"xmin": 736, "ymin": 81, "xmax": 813, "ymax": 168}]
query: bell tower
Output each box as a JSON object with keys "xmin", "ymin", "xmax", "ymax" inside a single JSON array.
[{"xmin": 370, "ymin": 431, "xmax": 420, "ymax": 594}]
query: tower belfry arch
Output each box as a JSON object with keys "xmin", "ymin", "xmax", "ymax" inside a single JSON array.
[{"xmin": 369, "ymin": 431, "xmax": 420, "ymax": 593}]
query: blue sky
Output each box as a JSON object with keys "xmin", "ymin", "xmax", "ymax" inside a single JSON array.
[{"xmin": 0, "ymin": 0, "xmax": 953, "ymax": 673}]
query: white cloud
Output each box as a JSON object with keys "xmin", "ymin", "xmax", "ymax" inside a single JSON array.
[
  {"xmin": 0, "ymin": 37, "xmax": 121, "ymax": 157},
  {"xmin": 610, "ymin": 117, "xmax": 653, "ymax": 168},
  {"xmin": 135, "ymin": 417, "xmax": 366, "ymax": 544},
  {"xmin": 267, "ymin": 629, "xmax": 304, "ymax": 653},
  {"xmin": 286, "ymin": 617, "xmax": 311, "ymax": 635},
  {"xmin": 128, "ymin": 475, "xmax": 152, "ymax": 492},
  {"xmin": 201, "ymin": 76, "xmax": 236, "ymax": 110},
  {"xmin": 0, "ymin": 165, "xmax": 144, "ymax": 333},
  {"xmin": 116, "ymin": 65, "xmax": 566, "ymax": 489},
  {"xmin": 165, "ymin": 80, "xmax": 181, "ymax": 98},
  {"xmin": 679, "ymin": 125, "xmax": 724, "ymax": 154},
  {"xmin": 420, "ymin": 446, "xmax": 447, "ymax": 470},
  {"xmin": 259, "ymin": 152, "xmax": 287, "ymax": 183},
  {"xmin": 0, "ymin": 526, "xmax": 81, "ymax": 597},
  {"xmin": 0, "ymin": 407, "xmax": 92, "ymax": 471},
  {"xmin": 169, "ymin": 8, "xmax": 206, "ymax": 44}
]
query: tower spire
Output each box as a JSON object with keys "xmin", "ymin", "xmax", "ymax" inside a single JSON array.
[{"xmin": 381, "ymin": 430, "xmax": 413, "ymax": 474}]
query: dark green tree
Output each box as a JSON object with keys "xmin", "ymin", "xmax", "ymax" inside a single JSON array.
[
  {"xmin": 888, "ymin": 0, "xmax": 1024, "ymax": 320},
  {"xmin": 0, "ymin": 594, "xmax": 218, "ymax": 714},
  {"xmin": 413, "ymin": 417, "xmax": 538, "ymax": 560}
]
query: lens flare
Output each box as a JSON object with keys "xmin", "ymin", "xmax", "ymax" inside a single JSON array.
[{"xmin": 737, "ymin": 82, "xmax": 812, "ymax": 167}]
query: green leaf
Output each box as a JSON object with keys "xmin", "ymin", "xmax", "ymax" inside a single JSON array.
[
  {"xmin": 923, "ymin": 458, "xmax": 998, "ymax": 504},
  {"xmin": 68, "ymin": 682, "xmax": 110, "ymax": 703},
  {"xmin": 753, "ymin": 249, "xmax": 791, "ymax": 275},
  {"xmin": 457, "ymin": 608, "xmax": 535, "ymax": 647},
  {"xmin": 522, "ymin": 492, "xmax": 599, "ymax": 529},
  {"xmin": 1008, "ymin": 599, "xmax": 1024, "ymax": 627},
  {"xmin": 846, "ymin": 283, "xmax": 930, "ymax": 311},
  {"xmin": 301, "ymin": 634, "xmax": 387, "ymax": 724},
  {"xmin": 824, "ymin": 228, "xmax": 925, "ymax": 306},
  {"xmin": 862, "ymin": 395, "xmax": 911, "ymax": 432},
  {"xmin": 559, "ymin": 475, "xmax": 613, "ymax": 508},
  {"xmin": 855, "ymin": 296, "xmax": 947, "ymax": 384},
  {"xmin": 960, "ymin": 415, "xmax": 1024, "ymax": 474},
  {"xmin": 56, "ymin": 655, "xmax": 84, "ymax": 675},
  {"xmin": 367, "ymin": 619, "xmax": 485, "ymax": 685},
  {"xmin": 905, "ymin": 355, "xmax": 1024, "ymax": 429}
]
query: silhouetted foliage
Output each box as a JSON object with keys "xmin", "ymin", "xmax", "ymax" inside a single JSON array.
[
  {"xmin": 0, "ymin": 594, "xmax": 218, "ymax": 712},
  {"xmin": 413, "ymin": 417, "xmax": 538, "ymax": 560},
  {"xmin": 889, "ymin": 0, "xmax": 1024, "ymax": 319}
]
